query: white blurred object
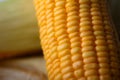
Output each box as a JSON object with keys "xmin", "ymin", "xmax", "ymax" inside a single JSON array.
[{"xmin": 0, "ymin": 57, "xmax": 47, "ymax": 80}]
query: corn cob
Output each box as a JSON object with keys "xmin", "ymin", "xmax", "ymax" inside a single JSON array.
[{"xmin": 34, "ymin": 0, "xmax": 120, "ymax": 80}]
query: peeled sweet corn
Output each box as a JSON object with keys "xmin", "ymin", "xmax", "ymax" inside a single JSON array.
[{"xmin": 34, "ymin": 0, "xmax": 120, "ymax": 80}]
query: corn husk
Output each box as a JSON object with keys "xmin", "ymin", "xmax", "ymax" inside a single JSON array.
[{"xmin": 0, "ymin": 0, "xmax": 40, "ymax": 58}]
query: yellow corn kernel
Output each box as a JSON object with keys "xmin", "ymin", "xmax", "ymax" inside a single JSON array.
[{"xmin": 34, "ymin": 0, "xmax": 120, "ymax": 80}]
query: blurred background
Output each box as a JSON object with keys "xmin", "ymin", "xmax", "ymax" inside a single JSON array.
[
  {"xmin": 109, "ymin": 0, "xmax": 120, "ymax": 38},
  {"xmin": 0, "ymin": 0, "xmax": 46, "ymax": 80},
  {"xmin": 0, "ymin": 0, "xmax": 120, "ymax": 80}
]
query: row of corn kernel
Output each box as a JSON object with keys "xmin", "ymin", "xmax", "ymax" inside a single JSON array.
[
  {"xmin": 79, "ymin": 0, "xmax": 99, "ymax": 80},
  {"xmin": 80, "ymin": 0, "xmax": 99, "ymax": 80},
  {"xmin": 45, "ymin": 0, "xmax": 62, "ymax": 80},
  {"xmin": 100, "ymin": 0, "xmax": 120, "ymax": 79},
  {"xmin": 54, "ymin": 0, "xmax": 74, "ymax": 79},
  {"xmin": 91, "ymin": 0, "xmax": 111, "ymax": 79},
  {"xmin": 34, "ymin": 1, "xmax": 60, "ymax": 80},
  {"xmin": 66, "ymin": 0, "xmax": 84, "ymax": 79}
]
